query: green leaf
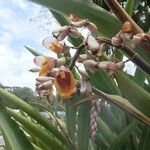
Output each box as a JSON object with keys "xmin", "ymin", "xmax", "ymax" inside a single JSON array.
[
  {"xmin": 65, "ymin": 93, "xmax": 79, "ymax": 142},
  {"xmin": 0, "ymin": 104, "xmax": 34, "ymax": 150},
  {"xmin": 7, "ymin": 108, "xmax": 64, "ymax": 150},
  {"xmin": 92, "ymin": 87, "xmax": 150, "ymax": 126},
  {"xmin": 138, "ymin": 125, "xmax": 150, "ymax": 150},
  {"xmin": 88, "ymin": 70, "xmax": 121, "ymax": 95},
  {"xmin": 77, "ymin": 102, "xmax": 91, "ymax": 150},
  {"xmin": 108, "ymin": 120, "xmax": 139, "ymax": 150},
  {"xmin": 101, "ymin": 103, "xmax": 123, "ymax": 134},
  {"xmin": 97, "ymin": 117, "xmax": 116, "ymax": 145},
  {"xmin": 125, "ymin": 0, "xmax": 134, "ymax": 16},
  {"xmin": 24, "ymin": 45, "xmax": 43, "ymax": 56},
  {"xmin": 0, "ymin": 88, "xmax": 73, "ymax": 149},
  {"xmin": 115, "ymin": 72, "xmax": 150, "ymax": 117},
  {"xmin": 134, "ymin": 68, "xmax": 145, "ymax": 87},
  {"xmin": 28, "ymin": 0, "xmax": 121, "ymax": 37}
]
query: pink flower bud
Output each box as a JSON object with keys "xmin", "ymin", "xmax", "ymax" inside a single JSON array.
[
  {"xmin": 111, "ymin": 36, "xmax": 122, "ymax": 46},
  {"xmin": 71, "ymin": 20, "xmax": 87, "ymax": 28},
  {"xmin": 28, "ymin": 67, "xmax": 40, "ymax": 73},
  {"xmin": 98, "ymin": 61, "xmax": 118, "ymax": 72},
  {"xmin": 53, "ymin": 26, "xmax": 70, "ymax": 41},
  {"xmin": 36, "ymin": 76, "xmax": 53, "ymax": 82},
  {"xmin": 77, "ymin": 54, "xmax": 88, "ymax": 63},
  {"xmin": 69, "ymin": 28, "xmax": 81, "ymax": 38},
  {"xmin": 87, "ymin": 22, "xmax": 97, "ymax": 33},
  {"xmin": 83, "ymin": 60, "xmax": 98, "ymax": 73},
  {"xmin": 116, "ymin": 61, "xmax": 124, "ymax": 69}
]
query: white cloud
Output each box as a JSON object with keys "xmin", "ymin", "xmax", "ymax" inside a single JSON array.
[
  {"xmin": 0, "ymin": 1, "xmax": 59, "ymax": 89},
  {"xmin": 0, "ymin": 43, "xmax": 37, "ymax": 89},
  {"xmin": 12, "ymin": 0, "xmax": 28, "ymax": 10}
]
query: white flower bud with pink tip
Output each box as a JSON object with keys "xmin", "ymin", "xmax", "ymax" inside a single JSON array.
[
  {"xmin": 28, "ymin": 67, "xmax": 40, "ymax": 73},
  {"xmin": 132, "ymin": 33, "xmax": 150, "ymax": 48},
  {"xmin": 69, "ymin": 27, "xmax": 81, "ymax": 38},
  {"xmin": 36, "ymin": 76, "xmax": 53, "ymax": 82},
  {"xmin": 71, "ymin": 20, "xmax": 87, "ymax": 28},
  {"xmin": 120, "ymin": 32, "xmax": 133, "ymax": 41},
  {"xmin": 48, "ymin": 68, "xmax": 60, "ymax": 77},
  {"xmin": 53, "ymin": 26, "xmax": 70, "ymax": 41},
  {"xmin": 83, "ymin": 60, "xmax": 98, "ymax": 73},
  {"xmin": 116, "ymin": 61, "xmax": 124, "ymax": 69},
  {"xmin": 38, "ymin": 80, "xmax": 54, "ymax": 90},
  {"xmin": 87, "ymin": 35, "xmax": 100, "ymax": 52},
  {"xmin": 77, "ymin": 54, "xmax": 88, "ymax": 63},
  {"xmin": 71, "ymin": 19, "xmax": 97, "ymax": 33},
  {"xmin": 87, "ymin": 22, "xmax": 97, "ymax": 33},
  {"xmin": 98, "ymin": 61, "xmax": 118, "ymax": 72},
  {"xmin": 111, "ymin": 35, "xmax": 122, "ymax": 46}
]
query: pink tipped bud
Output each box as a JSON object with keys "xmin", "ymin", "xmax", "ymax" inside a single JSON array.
[
  {"xmin": 71, "ymin": 20, "xmax": 87, "ymax": 28},
  {"xmin": 38, "ymin": 80, "xmax": 53, "ymax": 90},
  {"xmin": 36, "ymin": 76, "xmax": 53, "ymax": 82},
  {"xmin": 111, "ymin": 36, "xmax": 122, "ymax": 46},
  {"xmin": 48, "ymin": 68, "xmax": 59, "ymax": 77},
  {"xmin": 98, "ymin": 61, "xmax": 117, "ymax": 72},
  {"xmin": 28, "ymin": 67, "xmax": 40, "ymax": 72},
  {"xmin": 83, "ymin": 60, "xmax": 98, "ymax": 73},
  {"xmin": 116, "ymin": 61, "xmax": 124, "ymax": 69},
  {"xmin": 69, "ymin": 28, "xmax": 81, "ymax": 38},
  {"xmin": 77, "ymin": 54, "xmax": 88, "ymax": 63},
  {"xmin": 132, "ymin": 33, "xmax": 150, "ymax": 49},
  {"xmin": 87, "ymin": 22, "xmax": 97, "ymax": 33},
  {"xmin": 121, "ymin": 32, "xmax": 133, "ymax": 41},
  {"xmin": 132, "ymin": 34, "xmax": 141, "ymax": 45},
  {"xmin": 53, "ymin": 26, "xmax": 70, "ymax": 41}
]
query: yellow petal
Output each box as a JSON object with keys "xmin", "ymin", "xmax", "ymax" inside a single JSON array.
[
  {"xmin": 54, "ymin": 67, "xmax": 76, "ymax": 99},
  {"xmin": 49, "ymin": 41, "xmax": 63, "ymax": 53},
  {"xmin": 39, "ymin": 57, "xmax": 56, "ymax": 76}
]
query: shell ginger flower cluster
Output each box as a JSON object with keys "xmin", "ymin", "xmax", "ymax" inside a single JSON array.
[{"xmin": 29, "ymin": 16, "xmax": 138, "ymax": 100}]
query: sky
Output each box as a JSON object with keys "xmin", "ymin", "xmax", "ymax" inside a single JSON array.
[{"xmin": 0, "ymin": 0, "xmax": 59, "ymax": 89}]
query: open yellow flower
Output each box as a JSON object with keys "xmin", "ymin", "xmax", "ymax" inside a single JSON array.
[
  {"xmin": 54, "ymin": 67, "xmax": 77, "ymax": 99},
  {"xmin": 34, "ymin": 56, "xmax": 56, "ymax": 76},
  {"xmin": 43, "ymin": 36, "xmax": 70, "ymax": 54},
  {"xmin": 43, "ymin": 37, "xmax": 64, "ymax": 53}
]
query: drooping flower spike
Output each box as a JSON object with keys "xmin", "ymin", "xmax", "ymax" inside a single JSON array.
[
  {"xmin": 54, "ymin": 66, "xmax": 77, "ymax": 99},
  {"xmin": 42, "ymin": 36, "xmax": 70, "ymax": 54},
  {"xmin": 35, "ymin": 76, "xmax": 54, "ymax": 97}
]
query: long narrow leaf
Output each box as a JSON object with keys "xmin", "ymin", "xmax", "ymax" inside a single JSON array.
[
  {"xmin": 0, "ymin": 88, "xmax": 73, "ymax": 149},
  {"xmin": 7, "ymin": 108, "xmax": 64, "ymax": 150},
  {"xmin": 108, "ymin": 120, "xmax": 139, "ymax": 150},
  {"xmin": 115, "ymin": 72, "xmax": 150, "ymax": 117},
  {"xmin": 0, "ymin": 104, "xmax": 34, "ymax": 150},
  {"xmin": 78, "ymin": 102, "xmax": 91, "ymax": 150}
]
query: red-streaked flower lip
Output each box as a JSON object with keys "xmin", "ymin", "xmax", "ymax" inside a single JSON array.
[{"xmin": 54, "ymin": 67, "xmax": 77, "ymax": 99}]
